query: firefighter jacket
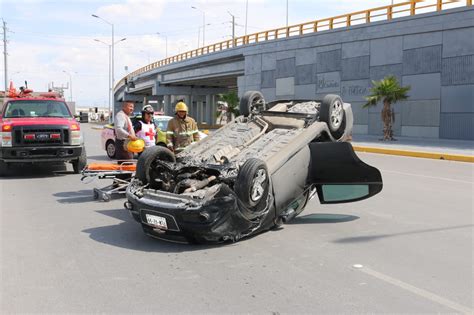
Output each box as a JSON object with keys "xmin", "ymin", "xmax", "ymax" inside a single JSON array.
[{"xmin": 166, "ymin": 115, "xmax": 200, "ymax": 151}]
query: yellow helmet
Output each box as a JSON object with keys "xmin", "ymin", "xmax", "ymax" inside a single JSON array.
[
  {"xmin": 126, "ymin": 139, "xmax": 145, "ymax": 153},
  {"xmin": 175, "ymin": 102, "xmax": 188, "ymax": 112}
]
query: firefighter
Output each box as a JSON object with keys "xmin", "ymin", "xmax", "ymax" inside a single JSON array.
[
  {"xmin": 134, "ymin": 104, "xmax": 157, "ymax": 149},
  {"xmin": 166, "ymin": 101, "xmax": 200, "ymax": 153}
]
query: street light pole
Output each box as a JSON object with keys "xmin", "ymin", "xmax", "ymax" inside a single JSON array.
[
  {"xmin": 62, "ymin": 70, "xmax": 73, "ymax": 102},
  {"xmin": 286, "ymin": 0, "xmax": 289, "ymax": 27},
  {"xmin": 93, "ymin": 37, "xmax": 126, "ymax": 123},
  {"xmin": 196, "ymin": 24, "xmax": 211, "ymax": 49},
  {"xmin": 156, "ymin": 32, "xmax": 168, "ymax": 58},
  {"xmin": 245, "ymin": 0, "xmax": 249, "ymax": 35},
  {"xmin": 92, "ymin": 14, "xmax": 115, "ymax": 123},
  {"xmin": 228, "ymin": 11, "xmax": 235, "ymax": 43},
  {"xmin": 191, "ymin": 6, "xmax": 206, "ymax": 47}
]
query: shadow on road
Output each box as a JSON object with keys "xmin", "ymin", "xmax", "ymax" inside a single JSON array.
[
  {"xmin": 287, "ymin": 213, "xmax": 359, "ymax": 225},
  {"xmin": 333, "ymin": 224, "xmax": 474, "ymax": 243},
  {"xmin": 0, "ymin": 163, "xmax": 72, "ymax": 179},
  {"xmin": 54, "ymin": 189, "xmax": 96, "ymax": 204},
  {"xmin": 82, "ymin": 209, "xmax": 227, "ymax": 253}
]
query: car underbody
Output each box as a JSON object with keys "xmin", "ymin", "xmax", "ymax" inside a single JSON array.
[{"xmin": 125, "ymin": 94, "xmax": 382, "ymax": 244}]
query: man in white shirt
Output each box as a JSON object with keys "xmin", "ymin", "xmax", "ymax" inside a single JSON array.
[{"xmin": 114, "ymin": 101, "xmax": 137, "ymax": 162}]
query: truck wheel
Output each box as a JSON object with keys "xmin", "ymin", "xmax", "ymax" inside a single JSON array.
[
  {"xmin": 136, "ymin": 146, "xmax": 175, "ymax": 185},
  {"xmin": 106, "ymin": 140, "xmax": 116, "ymax": 159},
  {"xmin": 235, "ymin": 158, "xmax": 270, "ymax": 219},
  {"xmin": 239, "ymin": 91, "xmax": 266, "ymax": 117},
  {"xmin": 320, "ymin": 94, "xmax": 346, "ymax": 139},
  {"xmin": 73, "ymin": 148, "xmax": 87, "ymax": 174}
]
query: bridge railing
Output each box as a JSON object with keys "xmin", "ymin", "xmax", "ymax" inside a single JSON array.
[{"xmin": 117, "ymin": 0, "xmax": 470, "ymax": 90}]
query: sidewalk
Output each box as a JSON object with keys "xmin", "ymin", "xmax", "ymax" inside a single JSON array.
[{"xmin": 351, "ymin": 135, "xmax": 474, "ymax": 163}]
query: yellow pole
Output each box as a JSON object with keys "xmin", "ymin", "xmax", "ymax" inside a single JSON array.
[{"xmin": 437, "ymin": 0, "xmax": 442, "ymax": 11}]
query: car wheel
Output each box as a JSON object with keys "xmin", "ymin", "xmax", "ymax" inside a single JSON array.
[
  {"xmin": 72, "ymin": 148, "xmax": 87, "ymax": 174},
  {"xmin": 235, "ymin": 158, "xmax": 270, "ymax": 219},
  {"xmin": 106, "ymin": 140, "xmax": 116, "ymax": 158},
  {"xmin": 136, "ymin": 146, "xmax": 175, "ymax": 185},
  {"xmin": 239, "ymin": 91, "xmax": 266, "ymax": 117},
  {"xmin": 320, "ymin": 94, "xmax": 346, "ymax": 139}
]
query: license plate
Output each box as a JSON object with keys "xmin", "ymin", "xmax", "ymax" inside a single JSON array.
[{"xmin": 145, "ymin": 214, "xmax": 168, "ymax": 229}]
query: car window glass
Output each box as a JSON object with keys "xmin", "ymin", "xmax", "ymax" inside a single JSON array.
[
  {"xmin": 4, "ymin": 100, "xmax": 71, "ymax": 118},
  {"xmin": 321, "ymin": 185, "xmax": 369, "ymax": 202},
  {"xmin": 154, "ymin": 117, "xmax": 171, "ymax": 130}
]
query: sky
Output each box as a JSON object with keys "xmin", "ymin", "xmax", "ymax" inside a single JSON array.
[{"xmin": 1, "ymin": 0, "xmax": 398, "ymax": 108}]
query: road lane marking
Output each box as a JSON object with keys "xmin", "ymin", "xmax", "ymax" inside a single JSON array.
[
  {"xmin": 356, "ymin": 266, "xmax": 473, "ymax": 314},
  {"xmin": 381, "ymin": 169, "xmax": 473, "ymax": 184},
  {"xmin": 353, "ymin": 146, "xmax": 474, "ymax": 163}
]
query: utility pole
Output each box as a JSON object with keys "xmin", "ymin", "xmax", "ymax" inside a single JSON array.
[
  {"xmin": 232, "ymin": 15, "xmax": 235, "ymax": 42},
  {"xmin": 2, "ymin": 20, "xmax": 8, "ymax": 92},
  {"xmin": 228, "ymin": 11, "xmax": 235, "ymax": 44},
  {"xmin": 245, "ymin": 0, "xmax": 248, "ymax": 35}
]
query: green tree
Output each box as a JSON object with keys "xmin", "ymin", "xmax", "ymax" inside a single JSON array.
[
  {"xmin": 216, "ymin": 91, "xmax": 240, "ymax": 124},
  {"xmin": 363, "ymin": 75, "xmax": 410, "ymax": 141}
]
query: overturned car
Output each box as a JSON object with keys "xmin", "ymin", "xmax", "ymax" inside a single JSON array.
[{"xmin": 125, "ymin": 91, "xmax": 383, "ymax": 244}]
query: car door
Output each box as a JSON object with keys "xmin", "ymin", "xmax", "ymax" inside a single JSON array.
[{"xmin": 307, "ymin": 142, "xmax": 383, "ymax": 204}]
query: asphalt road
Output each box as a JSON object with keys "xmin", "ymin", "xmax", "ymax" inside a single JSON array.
[{"xmin": 1, "ymin": 124, "xmax": 472, "ymax": 314}]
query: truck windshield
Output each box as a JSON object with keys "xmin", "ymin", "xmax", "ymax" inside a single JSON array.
[{"xmin": 3, "ymin": 100, "xmax": 72, "ymax": 118}]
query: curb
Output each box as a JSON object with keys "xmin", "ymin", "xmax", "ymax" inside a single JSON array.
[{"xmin": 353, "ymin": 146, "xmax": 474, "ymax": 163}]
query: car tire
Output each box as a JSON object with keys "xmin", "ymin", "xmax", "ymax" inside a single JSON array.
[
  {"xmin": 239, "ymin": 91, "xmax": 266, "ymax": 117},
  {"xmin": 72, "ymin": 148, "xmax": 87, "ymax": 174},
  {"xmin": 106, "ymin": 140, "xmax": 116, "ymax": 159},
  {"xmin": 235, "ymin": 158, "xmax": 270, "ymax": 219},
  {"xmin": 136, "ymin": 146, "xmax": 175, "ymax": 185},
  {"xmin": 320, "ymin": 94, "xmax": 346, "ymax": 139}
]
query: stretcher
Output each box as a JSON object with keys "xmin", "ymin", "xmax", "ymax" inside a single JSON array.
[{"xmin": 81, "ymin": 161, "xmax": 137, "ymax": 202}]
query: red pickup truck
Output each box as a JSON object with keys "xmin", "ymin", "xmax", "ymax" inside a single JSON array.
[{"xmin": 0, "ymin": 85, "xmax": 86, "ymax": 176}]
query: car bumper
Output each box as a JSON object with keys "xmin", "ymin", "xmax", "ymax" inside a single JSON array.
[
  {"xmin": 0, "ymin": 145, "xmax": 84, "ymax": 163},
  {"xmin": 125, "ymin": 180, "xmax": 262, "ymax": 244}
]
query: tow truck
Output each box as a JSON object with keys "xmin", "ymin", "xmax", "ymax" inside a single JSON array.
[{"xmin": 0, "ymin": 82, "xmax": 87, "ymax": 176}]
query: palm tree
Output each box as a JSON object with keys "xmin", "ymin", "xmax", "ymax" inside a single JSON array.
[
  {"xmin": 363, "ymin": 75, "xmax": 410, "ymax": 141},
  {"xmin": 216, "ymin": 91, "xmax": 240, "ymax": 124}
]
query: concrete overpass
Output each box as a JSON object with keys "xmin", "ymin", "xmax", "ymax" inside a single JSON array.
[{"xmin": 114, "ymin": 0, "xmax": 473, "ymax": 140}]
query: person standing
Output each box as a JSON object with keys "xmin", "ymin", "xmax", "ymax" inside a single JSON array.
[
  {"xmin": 134, "ymin": 104, "xmax": 157, "ymax": 149},
  {"xmin": 166, "ymin": 101, "xmax": 200, "ymax": 153},
  {"xmin": 114, "ymin": 101, "xmax": 137, "ymax": 161}
]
